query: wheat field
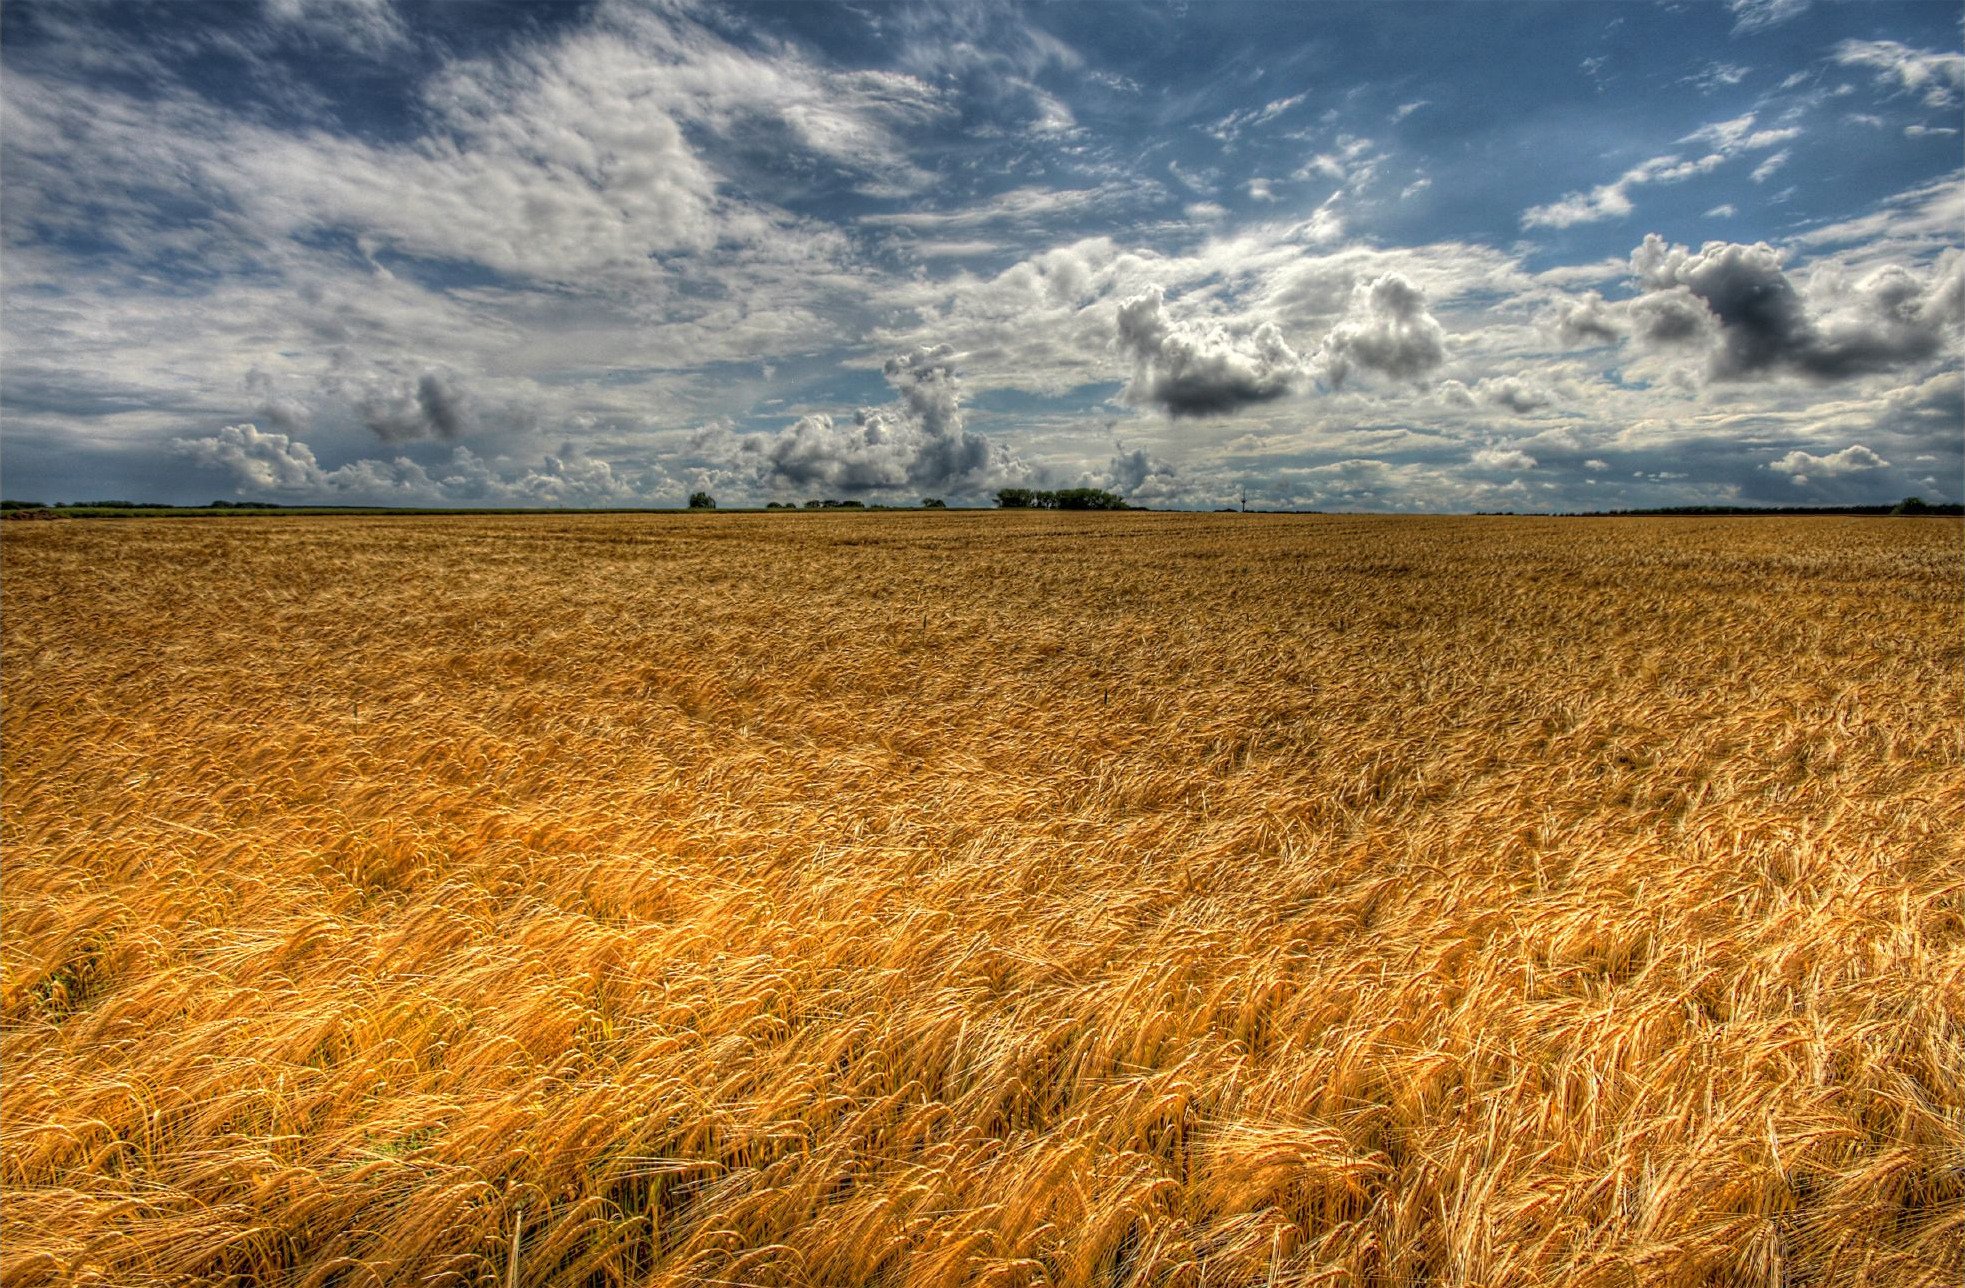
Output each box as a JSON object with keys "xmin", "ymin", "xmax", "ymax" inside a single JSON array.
[{"xmin": 2, "ymin": 512, "xmax": 1960, "ymax": 1287}]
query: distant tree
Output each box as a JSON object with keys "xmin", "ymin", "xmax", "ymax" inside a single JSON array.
[
  {"xmin": 1891, "ymin": 496, "xmax": 1932, "ymax": 516},
  {"xmin": 1049, "ymin": 487, "xmax": 1128, "ymax": 511},
  {"xmin": 996, "ymin": 487, "xmax": 1128, "ymax": 510},
  {"xmin": 688, "ymin": 491, "xmax": 716, "ymax": 509},
  {"xmin": 921, "ymin": 497, "xmax": 947, "ymax": 508},
  {"xmin": 1, "ymin": 500, "xmax": 48, "ymax": 510}
]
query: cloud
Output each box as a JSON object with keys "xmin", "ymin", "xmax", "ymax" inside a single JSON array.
[
  {"xmin": 1630, "ymin": 235, "xmax": 1963, "ymax": 380},
  {"xmin": 1294, "ymin": 135, "xmax": 1376, "ymax": 187},
  {"xmin": 1115, "ymin": 286, "xmax": 1305, "ymax": 416},
  {"xmin": 356, "ymin": 371, "xmax": 473, "ymax": 442},
  {"xmin": 1314, "ymin": 274, "xmax": 1447, "ymax": 386},
  {"xmin": 1834, "ymin": 39, "xmax": 1965, "ymax": 108},
  {"xmin": 1683, "ymin": 62, "xmax": 1752, "ymax": 93},
  {"xmin": 173, "ymin": 422, "xmax": 338, "ymax": 493},
  {"xmin": 1524, "ymin": 112, "xmax": 1794, "ymax": 229},
  {"xmin": 700, "ymin": 345, "xmax": 1021, "ymax": 495},
  {"xmin": 1549, "ymin": 291, "xmax": 1623, "ymax": 346},
  {"xmin": 1523, "ymin": 152, "xmax": 1725, "ymax": 228},
  {"xmin": 1471, "ymin": 445, "xmax": 1537, "ymax": 471},
  {"xmin": 1477, "ymin": 376, "xmax": 1554, "ymax": 413},
  {"xmin": 1104, "ymin": 445, "xmax": 1182, "ymax": 501},
  {"xmin": 1768, "ymin": 443, "xmax": 1888, "ymax": 484},
  {"xmin": 171, "ymin": 422, "xmax": 652, "ymax": 504},
  {"xmin": 1797, "ymin": 175, "xmax": 1964, "ymax": 251},
  {"xmin": 859, "ymin": 183, "xmax": 1151, "ymax": 231},
  {"xmin": 1207, "ymin": 93, "xmax": 1306, "ymax": 143},
  {"xmin": 1728, "ymin": 0, "xmax": 1809, "ymax": 34},
  {"xmin": 263, "ymin": 0, "xmax": 408, "ymax": 54},
  {"xmin": 1750, "ymin": 149, "xmax": 1790, "ymax": 183}
]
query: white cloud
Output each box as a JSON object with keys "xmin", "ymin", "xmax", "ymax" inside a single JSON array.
[
  {"xmin": 1525, "ymin": 112, "xmax": 1798, "ymax": 228},
  {"xmin": 1751, "ymin": 149, "xmax": 1791, "ymax": 183},
  {"xmin": 172, "ymin": 422, "xmax": 655, "ymax": 504},
  {"xmin": 1834, "ymin": 39, "xmax": 1965, "ymax": 108},
  {"xmin": 263, "ymin": 0, "xmax": 408, "ymax": 54},
  {"xmin": 1768, "ymin": 443, "xmax": 1889, "ymax": 483},
  {"xmin": 1728, "ymin": 0, "xmax": 1810, "ymax": 34},
  {"xmin": 1523, "ymin": 152, "xmax": 1725, "ymax": 228},
  {"xmin": 1472, "ymin": 445, "xmax": 1537, "ymax": 471}
]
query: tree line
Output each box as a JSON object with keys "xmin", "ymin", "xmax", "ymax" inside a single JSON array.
[{"xmin": 993, "ymin": 488, "xmax": 1135, "ymax": 510}]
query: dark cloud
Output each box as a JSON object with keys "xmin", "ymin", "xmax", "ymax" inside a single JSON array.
[
  {"xmin": 1479, "ymin": 376, "xmax": 1553, "ymax": 413},
  {"xmin": 1630, "ymin": 289, "xmax": 1715, "ymax": 346},
  {"xmin": 358, "ymin": 371, "xmax": 473, "ymax": 442},
  {"xmin": 1630, "ymin": 236, "xmax": 1963, "ymax": 380},
  {"xmin": 1549, "ymin": 291, "xmax": 1623, "ymax": 347},
  {"xmin": 701, "ymin": 345, "xmax": 1022, "ymax": 495},
  {"xmin": 1116, "ymin": 286, "xmax": 1303, "ymax": 416},
  {"xmin": 1315, "ymin": 273, "xmax": 1447, "ymax": 386}
]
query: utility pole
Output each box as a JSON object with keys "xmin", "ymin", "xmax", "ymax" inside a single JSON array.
[{"xmin": 1240, "ymin": 484, "xmax": 1247, "ymax": 513}]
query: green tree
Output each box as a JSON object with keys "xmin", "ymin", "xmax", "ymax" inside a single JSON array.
[{"xmin": 688, "ymin": 491, "xmax": 716, "ymax": 509}]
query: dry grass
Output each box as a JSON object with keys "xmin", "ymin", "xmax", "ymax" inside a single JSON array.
[{"xmin": 2, "ymin": 512, "xmax": 1961, "ymax": 1287}]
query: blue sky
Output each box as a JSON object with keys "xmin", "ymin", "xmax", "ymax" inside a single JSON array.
[{"xmin": 3, "ymin": 0, "xmax": 1959, "ymax": 509}]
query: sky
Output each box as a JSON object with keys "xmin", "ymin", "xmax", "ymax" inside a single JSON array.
[{"xmin": 2, "ymin": 0, "xmax": 1960, "ymax": 511}]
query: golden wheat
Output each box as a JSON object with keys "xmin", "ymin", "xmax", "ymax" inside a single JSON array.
[{"xmin": 2, "ymin": 512, "xmax": 1961, "ymax": 1287}]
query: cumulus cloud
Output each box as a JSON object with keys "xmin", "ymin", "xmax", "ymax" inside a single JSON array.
[
  {"xmin": 174, "ymin": 423, "xmax": 337, "ymax": 493},
  {"xmin": 1436, "ymin": 379, "xmax": 1476, "ymax": 408},
  {"xmin": 1115, "ymin": 286, "xmax": 1304, "ymax": 416},
  {"xmin": 1103, "ymin": 445, "xmax": 1183, "ymax": 502},
  {"xmin": 701, "ymin": 345, "xmax": 1021, "ymax": 495},
  {"xmin": 1630, "ymin": 235, "xmax": 1963, "ymax": 379},
  {"xmin": 1477, "ymin": 376, "xmax": 1554, "ymax": 413},
  {"xmin": 1314, "ymin": 273, "xmax": 1447, "ymax": 386},
  {"xmin": 1768, "ymin": 443, "xmax": 1889, "ymax": 484},
  {"xmin": 171, "ymin": 422, "xmax": 651, "ymax": 504},
  {"xmin": 1549, "ymin": 290, "xmax": 1623, "ymax": 346},
  {"xmin": 1471, "ymin": 445, "xmax": 1537, "ymax": 471}
]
